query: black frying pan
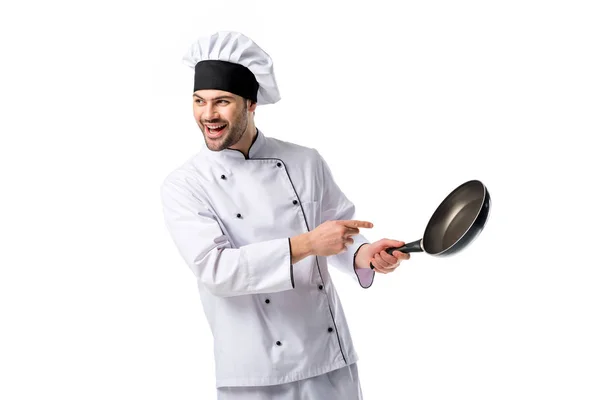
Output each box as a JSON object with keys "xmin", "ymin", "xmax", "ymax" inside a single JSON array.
[{"xmin": 370, "ymin": 180, "xmax": 491, "ymax": 269}]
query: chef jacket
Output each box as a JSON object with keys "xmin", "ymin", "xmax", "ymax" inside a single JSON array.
[{"xmin": 160, "ymin": 129, "xmax": 376, "ymax": 388}]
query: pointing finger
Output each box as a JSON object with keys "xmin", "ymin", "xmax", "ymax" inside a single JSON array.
[{"xmin": 339, "ymin": 220, "xmax": 373, "ymax": 229}]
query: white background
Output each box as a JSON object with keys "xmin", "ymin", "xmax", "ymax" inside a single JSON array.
[{"xmin": 1, "ymin": 0, "xmax": 599, "ymax": 399}]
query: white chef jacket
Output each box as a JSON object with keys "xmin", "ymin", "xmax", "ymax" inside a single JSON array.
[{"xmin": 160, "ymin": 129, "xmax": 375, "ymax": 388}]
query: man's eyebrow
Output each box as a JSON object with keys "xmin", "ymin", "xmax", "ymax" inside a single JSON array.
[{"xmin": 193, "ymin": 94, "xmax": 235, "ymax": 100}]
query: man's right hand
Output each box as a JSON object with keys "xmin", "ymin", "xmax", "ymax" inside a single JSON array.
[{"xmin": 307, "ymin": 220, "xmax": 373, "ymax": 257}]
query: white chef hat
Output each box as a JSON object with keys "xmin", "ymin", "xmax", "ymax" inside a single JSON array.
[{"xmin": 182, "ymin": 31, "xmax": 281, "ymax": 105}]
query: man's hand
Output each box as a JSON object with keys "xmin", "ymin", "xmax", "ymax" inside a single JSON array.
[
  {"xmin": 308, "ymin": 220, "xmax": 373, "ymax": 257},
  {"xmin": 354, "ymin": 239, "xmax": 410, "ymax": 274}
]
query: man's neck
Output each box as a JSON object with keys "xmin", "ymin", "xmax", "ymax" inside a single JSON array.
[{"xmin": 228, "ymin": 123, "xmax": 257, "ymax": 158}]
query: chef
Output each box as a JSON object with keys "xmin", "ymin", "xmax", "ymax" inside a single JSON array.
[{"xmin": 160, "ymin": 31, "xmax": 410, "ymax": 400}]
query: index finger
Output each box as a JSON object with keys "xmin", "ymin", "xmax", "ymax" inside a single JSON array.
[{"xmin": 338, "ymin": 220, "xmax": 374, "ymax": 229}]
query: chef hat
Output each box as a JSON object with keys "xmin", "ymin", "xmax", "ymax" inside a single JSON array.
[{"xmin": 182, "ymin": 31, "xmax": 281, "ymax": 105}]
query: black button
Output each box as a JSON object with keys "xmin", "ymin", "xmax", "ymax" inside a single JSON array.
[
  {"xmin": 276, "ymin": 162, "xmax": 282, "ymax": 167},
  {"xmin": 265, "ymin": 299, "xmax": 270, "ymax": 304},
  {"xmin": 220, "ymin": 174, "xmax": 226, "ymax": 180},
  {"xmin": 236, "ymin": 213, "xmax": 242, "ymax": 218},
  {"xmin": 328, "ymin": 327, "xmax": 334, "ymax": 333},
  {"xmin": 276, "ymin": 341, "xmax": 282, "ymax": 346},
  {"xmin": 318, "ymin": 285, "xmax": 323, "ymax": 290},
  {"xmin": 292, "ymin": 200, "xmax": 298, "ymax": 205}
]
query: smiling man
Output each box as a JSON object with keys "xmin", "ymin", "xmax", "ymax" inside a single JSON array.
[
  {"xmin": 160, "ymin": 31, "xmax": 410, "ymax": 400},
  {"xmin": 193, "ymin": 91, "xmax": 254, "ymax": 153}
]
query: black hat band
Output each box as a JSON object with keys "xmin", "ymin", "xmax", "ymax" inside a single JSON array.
[{"xmin": 193, "ymin": 60, "xmax": 259, "ymax": 102}]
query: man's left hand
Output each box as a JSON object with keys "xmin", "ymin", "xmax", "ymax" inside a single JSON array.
[{"xmin": 355, "ymin": 239, "xmax": 410, "ymax": 274}]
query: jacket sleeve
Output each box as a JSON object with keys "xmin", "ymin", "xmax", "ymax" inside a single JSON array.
[
  {"xmin": 160, "ymin": 176, "xmax": 295, "ymax": 297},
  {"xmin": 317, "ymin": 151, "xmax": 375, "ymax": 289}
]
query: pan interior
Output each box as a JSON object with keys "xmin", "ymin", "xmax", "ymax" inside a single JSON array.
[{"xmin": 423, "ymin": 181, "xmax": 485, "ymax": 254}]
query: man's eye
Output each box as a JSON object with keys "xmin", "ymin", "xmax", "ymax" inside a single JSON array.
[{"xmin": 218, "ymin": 100, "xmax": 229, "ymax": 105}]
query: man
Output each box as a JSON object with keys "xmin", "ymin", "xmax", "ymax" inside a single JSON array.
[{"xmin": 160, "ymin": 31, "xmax": 410, "ymax": 399}]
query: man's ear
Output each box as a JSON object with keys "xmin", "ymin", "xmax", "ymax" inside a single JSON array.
[{"xmin": 248, "ymin": 100, "xmax": 258, "ymax": 113}]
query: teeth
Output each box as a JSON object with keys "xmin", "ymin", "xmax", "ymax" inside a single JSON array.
[{"xmin": 207, "ymin": 124, "xmax": 225, "ymax": 130}]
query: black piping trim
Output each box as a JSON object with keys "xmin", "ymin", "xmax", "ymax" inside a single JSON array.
[
  {"xmin": 288, "ymin": 238, "xmax": 295, "ymax": 288},
  {"xmin": 247, "ymin": 156, "xmax": 348, "ymax": 365},
  {"xmin": 353, "ymin": 243, "xmax": 374, "ymax": 289}
]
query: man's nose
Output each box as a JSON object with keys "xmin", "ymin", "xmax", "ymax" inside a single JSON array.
[{"xmin": 204, "ymin": 103, "xmax": 219, "ymax": 120}]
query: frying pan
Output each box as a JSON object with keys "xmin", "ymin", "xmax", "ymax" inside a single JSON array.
[{"xmin": 370, "ymin": 179, "xmax": 491, "ymax": 269}]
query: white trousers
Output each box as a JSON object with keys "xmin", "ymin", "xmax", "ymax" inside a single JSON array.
[{"xmin": 216, "ymin": 363, "xmax": 363, "ymax": 400}]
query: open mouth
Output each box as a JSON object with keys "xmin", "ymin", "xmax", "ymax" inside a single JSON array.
[{"xmin": 205, "ymin": 123, "xmax": 227, "ymax": 138}]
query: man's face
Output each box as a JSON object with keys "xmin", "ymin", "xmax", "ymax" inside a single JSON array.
[{"xmin": 193, "ymin": 90, "xmax": 249, "ymax": 152}]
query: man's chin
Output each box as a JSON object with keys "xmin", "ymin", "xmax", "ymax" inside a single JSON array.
[
  {"xmin": 206, "ymin": 136, "xmax": 236, "ymax": 152},
  {"xmin": 206, "ymin": 142, "xmax": 227, "ymax": 152}
]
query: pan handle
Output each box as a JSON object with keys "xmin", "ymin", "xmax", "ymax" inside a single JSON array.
[{"xmin": 370, "ymin": 239, "xmax": 423, "ymax": 270}]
